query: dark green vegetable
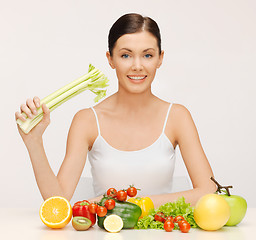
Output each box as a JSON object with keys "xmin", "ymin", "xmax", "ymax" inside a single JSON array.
[{"xmin": 97, "ymin": 197, "xmax": 142, "ymax": 229}]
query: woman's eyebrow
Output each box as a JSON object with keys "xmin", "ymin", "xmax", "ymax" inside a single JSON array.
[
  {"xmin": 143, "ymin": 48, "xmax": 156, "ymax": 52},
  {"xmin": 119, "ymin": 48, "xmax": 156, "ymax": 52},
  {"xmin": 119, "ymin": 48, "xmax": 132, "ymax": 52}
]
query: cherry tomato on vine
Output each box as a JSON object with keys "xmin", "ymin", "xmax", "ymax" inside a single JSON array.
[
  {"xmin": 164, "ymin": 220, "xmax": 175, "ymax": 232},
  {"xmin": 96, "ymin": 206, "xmax": 107, "ymax": 217},
  {"xmin": 106, "ymin": 188, "xmax": 117, "ymax": 198},
  {"xmin": 165, "ymin": 216, "xmax": 174, "ymax": 222},
  {"xmin": 127, "ymin": 186, "xmax": 137, "ymax": 197},
  {"xmin": 88, "ymin": 203, "xmax": 98, "ymax": 214},
  {"xmin": 178, "ymin": 220, "xmax": 191, "ymax": 233},
  {"xmin": 154, "ymin": 212, "xmax": 166, "ymax": 222},
  {"xmin": 104, "ymin": 199, "xmax": 116, "ymax": 210},
  {"xmin": 174, "ymin": 215, "xmax": 184, "ymax": 223},
  {"xmin": 116, "ymin": 190, "xmax": 127, "ymax": 201}
]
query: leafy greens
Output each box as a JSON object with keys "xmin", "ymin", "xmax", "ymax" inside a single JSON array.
[{"xmin": 136, "ymin": 197, "xmax": 198, "ymax": 230}]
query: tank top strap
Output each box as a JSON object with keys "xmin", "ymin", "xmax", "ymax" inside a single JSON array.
[
  {"xmin": 91, "ymin": 107, "xmax": 101, "ymax": 136},
  {"xmin": 162, "ymin": 103, "xmax": 173, "ymax": 133}
]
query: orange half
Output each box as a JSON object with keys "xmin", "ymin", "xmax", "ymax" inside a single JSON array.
[{"xmin": 39, "ymin": 196, "xmax": 72, "ymax": 229}]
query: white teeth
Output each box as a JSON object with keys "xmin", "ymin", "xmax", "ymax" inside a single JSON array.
[{"xmin": 128, "ymin": 76, "xmax": 146, "ymax": 80}]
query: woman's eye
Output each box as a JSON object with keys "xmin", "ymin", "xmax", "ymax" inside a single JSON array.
[
  {"xmin": 144, "ymin": 54, "xmax": 152, "ymax": 58},
  {"xmin": 121, "ymin": 54, "xmax": 129, "ymax": 59}
]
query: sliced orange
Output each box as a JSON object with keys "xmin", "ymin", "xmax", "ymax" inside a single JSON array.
[{"xmin": 39, "ymin": 196, "xmax": 72, "ymax": 229}]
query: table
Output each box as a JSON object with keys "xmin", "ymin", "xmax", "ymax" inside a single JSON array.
[{"xmin": 0, "ymin": 208, "xmax": 254, "ymax": 240}]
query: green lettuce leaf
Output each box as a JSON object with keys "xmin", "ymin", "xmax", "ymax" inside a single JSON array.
[{"xmin": 136, "ymin": 197, "xmax": 198, "ymax": 230}]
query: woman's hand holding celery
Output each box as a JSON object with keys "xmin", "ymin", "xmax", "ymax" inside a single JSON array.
[
  {"xmin": 15, "ymin": 64, "xmax": 109, "ymax": 136},
  {"xmin": 15, "ymin": 98, "xmax": 51, "ymax": 142}
]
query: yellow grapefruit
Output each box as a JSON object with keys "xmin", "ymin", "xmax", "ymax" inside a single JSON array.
[{"xmin": 194, "ymin": 194, "xmax": 230, "ymax": 231}]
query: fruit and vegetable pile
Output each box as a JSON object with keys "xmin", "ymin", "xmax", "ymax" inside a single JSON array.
[{"xmin": 39, "ymin": 178, "xmax": 247, "ymax": 234}]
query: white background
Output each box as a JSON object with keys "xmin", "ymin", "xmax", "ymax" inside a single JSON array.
[{"xmin": 1, "ymin": 0, "xmax": 255, "ymax": 208}]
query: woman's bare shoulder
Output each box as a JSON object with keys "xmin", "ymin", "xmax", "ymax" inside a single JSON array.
[
  {"xmin": 73, "ymin": 108, "xmax": 94, "ymax": 123},
  {"xmin": 71, "ymin": 94, "xmax": 116, "ymax": 126},
  {"xmin": 68, "ymin": 108, "xmax": 98, "ymax": 148},
  {"xmin": 170, "ymin": 103, "xmax": 196, "ymax": 129},
  {"xmin": 166, "ymin": 103, "xmax": 194, "ymax": 140},
  {"xmin": 171, "ymin": 103, "xmax": 192, "ymax": 117},
  {"xmin": 70, "ymin": 108, "xmax": 97, "ymax": 134}
]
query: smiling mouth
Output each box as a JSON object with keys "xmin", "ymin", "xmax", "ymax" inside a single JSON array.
[{"xmin": 127, "ymin": 75, "xmax": 147, "ymax": 80}]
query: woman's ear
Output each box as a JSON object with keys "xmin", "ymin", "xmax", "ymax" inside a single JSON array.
[
  {"xmin": 106, "ymin": 51, "xmax": 115, "ymax": 69},
  {"xmin": 157, "ymin": 50, "xmax": 164, "ymax": 68}
]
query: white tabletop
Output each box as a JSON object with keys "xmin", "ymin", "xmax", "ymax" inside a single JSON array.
[{"xmin": 0, "ymin": 208, "xmax": 254, "ymax": 240}]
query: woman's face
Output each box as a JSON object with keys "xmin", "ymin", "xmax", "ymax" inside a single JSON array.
[{"xmin": 106, "ymin": 31, "xmax": 164, "ymax": 94}]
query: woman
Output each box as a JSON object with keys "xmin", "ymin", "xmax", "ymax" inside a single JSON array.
[{"xmin": 15, "ymin": 13, "xmax": 216, "ymax": 207}]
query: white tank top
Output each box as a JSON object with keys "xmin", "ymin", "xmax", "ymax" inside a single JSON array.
[{"xmin": 88, "ymin": 103, "xmax": 176, "ymax": 197}]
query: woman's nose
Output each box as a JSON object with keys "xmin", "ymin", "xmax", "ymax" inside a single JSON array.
[{"xmin": 131, "ymin": 57, "xmax": 143, "ymax": 71}]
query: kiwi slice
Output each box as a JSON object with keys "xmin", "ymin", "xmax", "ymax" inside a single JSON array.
[{"xmin": 72, "ymin": 216, "xmax": 92, "ymax": 231}]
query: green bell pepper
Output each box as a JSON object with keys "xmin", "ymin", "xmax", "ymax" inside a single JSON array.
[{"xmin": 97, "ymin": 197, "xmax": 142, "ymax": 229}]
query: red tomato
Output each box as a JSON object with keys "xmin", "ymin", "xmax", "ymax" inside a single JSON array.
[
  {"xmin": 174, "ymin": 215, "xmax": 184, "ymax": 223},
  {"xmin": 127, "ymin": 187, "xmax": 137, "ymax": 197},
  {"xmin": 97, "ymin": 206, "xmax": 107, "ymax": 217},
  {"xmin": 164, "ymin": 220, "xmax": 175, "ymax": 232},
  {"xmin": 154, "ymin": 212, "xmax": 166, "ymax": 222},
  {"xmin": 178, "ymin": 220, "xmax": 191, "ymax": 233},
  {"xmin": 165, "ymin": 216, "xmax": 174, "ymax": 222},
  {"xmin": 107, "ymin": 188, "xmax": 117, "ymax": 198},
  {"xmin": 104, "ymin": 199, "xmax": 116, "ymax": 210},
  {"xmin": 88, "ymin": 203, "xmax": 98, "ymax": 214},
  {"xmin": 116, "ymin": 190, "xmax": 127, "ymax": 201}
]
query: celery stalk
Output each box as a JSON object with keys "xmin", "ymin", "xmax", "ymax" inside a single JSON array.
[{"xmin": 16, "ymin": 64, "xmax": 109, "ymax": 134}]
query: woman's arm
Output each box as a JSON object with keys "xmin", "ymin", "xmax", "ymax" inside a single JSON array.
[
  {"xmin": 57, "ymin": 109, "xmax": 94, "ymax": 201},
  {"xmin": 16, "ymin": 97, "xmax": 92, "ymax": 201},
  {"xmin": 149, "ymin": 104, "xmax": 216, "ymax": 208}
]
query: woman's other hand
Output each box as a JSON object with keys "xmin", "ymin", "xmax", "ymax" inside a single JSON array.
[{"xmin": 88, "ymin": 195, "xmax": 104, "ymax": 203}]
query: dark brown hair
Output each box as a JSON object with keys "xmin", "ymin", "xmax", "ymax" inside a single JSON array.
[{"xmin": 108, "ymin": 13, "xmax": 162, "ymax": 56}]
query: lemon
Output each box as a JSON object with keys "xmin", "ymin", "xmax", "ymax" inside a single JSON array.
[{"xmin": 103, "ymin": 214, "xmax": 124, "ymax": 233}]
